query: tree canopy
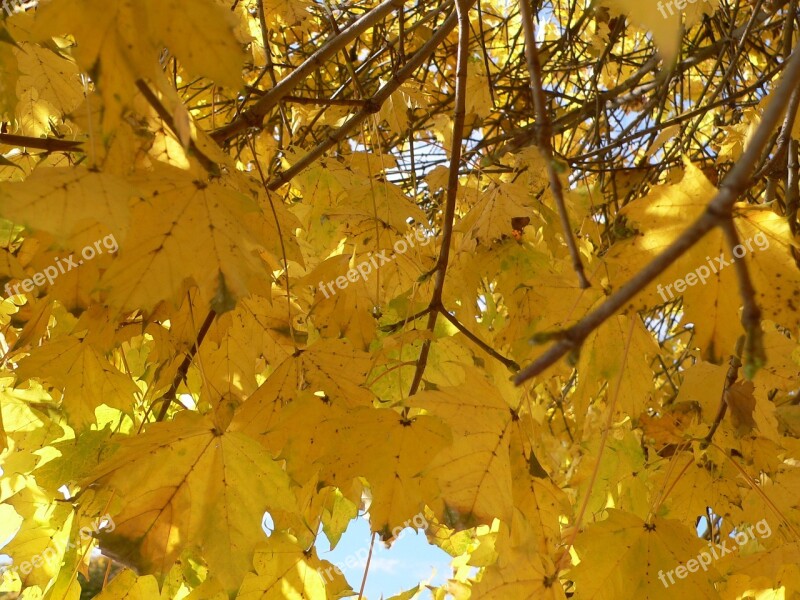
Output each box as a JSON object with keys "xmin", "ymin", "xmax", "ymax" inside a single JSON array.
[{"xmin": 1, "ymin": 0, "xmax": 800, "ymax": 597}]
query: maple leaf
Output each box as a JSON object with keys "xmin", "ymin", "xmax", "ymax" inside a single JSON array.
[
  {"xmin": 0, "ymin": 167, "xmax": 135, "ymax": 240},
  {"xmin": 295, "ymin": 400, "xmax": 452, "ymax": 535},
  {"xmin": 608, "ymin": 160, "xmax": 800, "ymax": 360},
  {"xmin": 0, "ymin": 34, "xmax": 20, "ymax": 118},
  {"xmin": 2, "ymin": 0, "xmax": 800, "ymax": 596},
  {"xmin": 33, "ymin": 0, "xmax": 244, "ymax": 128},
  {"xmin": 81, "ymin": 412, "xmax": 297, "ymax": 591},
  {"xmin": 237, "ymin": 531, "xmax": 348, "ymax": 599},
  {"xmin": 470, "ymin": 525, "xmax": 566, "ymax": 599},
  {"xmin": 97, "ymin": 166, "xmax": 272, "ymax": 313},
  {"xmin": 413, "ymin": 374, "xmax": 517, "ymax": 527},
  {"xmin": 570, "ymin": 510, "xmax": 719, "ymax": 599},
  {"xmin": 14, "ymin": 42, "xmax": 83, "ymax": 135},
  {"xmin": 14, "ymin": 333, "xmax": 139, "ymax": 427}
]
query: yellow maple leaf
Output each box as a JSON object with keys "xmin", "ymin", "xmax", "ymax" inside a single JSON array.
[
  {"xmin": 237, "ymin": 531, "xmax": 340, "ymax": 600},
  {"xmin": 14, "ymin": 42, "xmax": 83, "ymax": 136},
  {"xmin": 0, "ymin": 167, "xmax": 135, "ymax": 241},
  {"xmin": 82, "ymin": 412, "xmax": 297, "ymax": 591},
  {"xmin": 570, "ymin": 509, "xmax": 718, "ymax": 599},
  {"xmin": 573, "ymin": 314, "xmax": 659, "ymax": 419},
  {"xmin": 90, "ymin": 570, "xmax": 160, "ymax": 599},
  {"xmin": 413, "ymin": 374, "xmax": 516, "ymax": 527},
  {"xmin": 470, "ymin": 525, "xmax": 566, "ymax": 600},
  {"xmin": 98, "ymin": 167, "xmax": 271, "ymax": 313},
  {"xmin": 33, "ymin": 0, "xmax": 243, "ymax": 130},
  {"xmin": 608, "ymin": 160, "xmax": 800, "ymax": 360},
  {"xmin": 14, "ymin": 334, "xmax": 139, "ymax": 427}
]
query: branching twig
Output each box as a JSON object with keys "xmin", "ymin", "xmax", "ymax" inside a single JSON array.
[
  {"xmin": 514, "ymin": 44, "xmax": 800, "ymax": 385},
  {"xmin": 440, "ymin": 310, "xmax": 520, "ymax": 371},
  {"xmin": 518, "ymin": 0, "xmax": 590, "ymax": 289},
  {"xmin": 153, "ymin": 309, "xmax": 216, "ymax": 422},
  {"xmin": 210, "ymin": 0, "xmax": 404, "ymax": 144},
  {"xmin": 407, "ymin": 0, "xmax": 473, "ymax": 397},
  {"xmin": 263, "ymin": 9, "xmax": 458, "ymax": 192},
  {"xmin": 702, "ymin": 336, "xmax": 744, "ymax": 447}
]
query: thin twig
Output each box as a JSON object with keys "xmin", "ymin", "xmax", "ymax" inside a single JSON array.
[
  {"xmin": 210, "ymin": 0, "xmax": 404, "ymax": 144},
  {"xmin": 720, "ymin": 219, "xmax": 764, "ymax": 375},
  {"xmin": 702, "ymin": 336, "xmax": 744, "ymax": 447},
  {"xmin": 518, "ymin": 0, "xmax": 590, "ymax": 288},
  {"xmin": 554, "ymin": 318, "xmax": 635, "ymax": 574},
  {"xmin": 440, "ymin": 310, "xmax": 520, "ymax": 371},
  {"xmin": 135, "ymin": 80, "xmax": 218, "ymax": 174},
  {"xmin": 280, "ymin": 95, "xmax": 368, "ymax": 106},
  {"xmin": 264, "ymin": 9, "xmax": 458, "ymax": 192},
  {"xmin": 246, "ymin": 138, "xmax": 297, "ymax": 349},
  {"xmin": 380, "ymin": 306, "xmax": 434, "ymax": 332},
  {"xmin": 357, "ymin": 532, "xmax": 377, "ymax": 600},
  {"xmin": 514, "ymin": 44, "xmax": 800, "ymax": 385},
  {"xmin": 153, "ymin": 309, "xmax": 216, "ymax": 422},
  {"xmin": 407, "ymin": 0, "xmax": 473, "ymax": 396}
]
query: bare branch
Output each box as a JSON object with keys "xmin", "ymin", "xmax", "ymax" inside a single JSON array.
[
  {"xmin": 264, "ymin": 9, "xmax": 458, "ymax": 192},
  {"xmin": 515, "ymin": 44, "xmax": 800, "ymax": 385},
  {"xmin": 152, "ymin": 309, "xmax": 217, "ymax": 423},
  {"xmin": 407, "ymin": 0, "xmax": 472, "ymax": 396},
  {"xmin": 720, "ymin": 219, "xmax": 764, "ymax": 375},
  {"xmin": 210, "ymin": 0, "xmax": 404, "ymax": 144},
  {"xmin": 440, "ymin": 310, "xmax": 520, "ymax": 371},
  {"xmin": 518, "ymin": 0, "xmax": 590, "ymax": 288},
  {"xmin": 702, "ymin": 336, "xmax": 744, "ymax": 447},
  {"xmin": 0, "ymin": 133, "xmax": 82, "ymax": 152}
]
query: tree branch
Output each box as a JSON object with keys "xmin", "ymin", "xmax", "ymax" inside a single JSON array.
[
  {"xmin": 135, "ymin": 80, "xmax": 219, "ymax": 174},
  {"xmin": 518, "ymin": 0, "xmax": 589, "ymax": 288},
  {"xmin": 264, "ymin": 8, "xmax": 458, "ymax": 192},
  {"xmin": 0, "ymin": 133, "xmax": 82, "ymax": 152},
  {"xmin": 441, "ymin": 310, "xmax": 520, "ymax": 371},
  {"xmin": 514, "ymin": 44, "xmax": 800, "ymax": 385},
  {"xmin": 701, "ymin": 336, "xmax": 744, "ymax": 447},
  {"xmin": 153, "ymin": 309, "xmax": 216, "ymax": 422},
  {"xmin": 720, "ymin": 218, "xmax": 764, "ymax": 376},
  {"xmin": 210, "ymin": 0, "xmax": 404, "ymax": 144},
  {"xmin": 407, "ymin": 0, "xmax": 472, "ymax": 397}
]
